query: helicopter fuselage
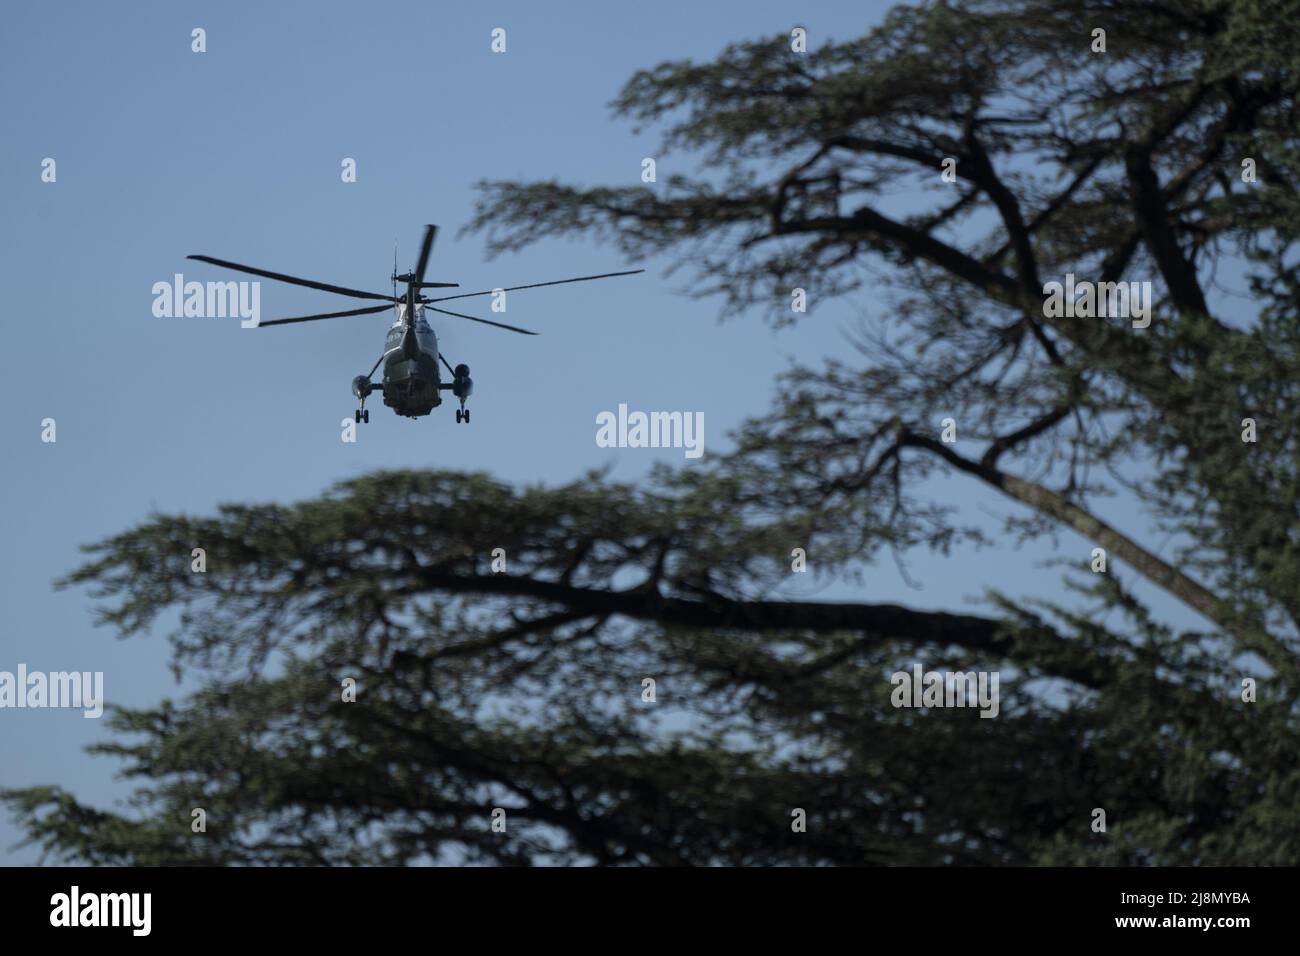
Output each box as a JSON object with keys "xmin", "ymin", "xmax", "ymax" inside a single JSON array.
[{"xmin": 381, "ymin": 305, "xmax": 442, "ymax": 418}]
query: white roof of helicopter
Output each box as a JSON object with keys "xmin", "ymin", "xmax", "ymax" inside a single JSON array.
[{"xmin": 391, "ymin": 303, "xmax": 432, "ymax": 329}]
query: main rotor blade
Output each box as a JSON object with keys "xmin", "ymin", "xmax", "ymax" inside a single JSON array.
[
  {"xmin": 427, "ymin": 306, "xmax": 538, "ymax": 335},
  {"xmin": 413, "ymin": 225, "xmax": 437, "ymax": 286},
  {"xmin": 426, "ymin": 269, "xmax": 645, "ymax": 303},
  {"xmin": 187, "ymin": 255, "xmax": 397, "ymax": 302},
  {"xmin": 259, "ymin": 304, "xmax": 394, "ymax": 327}
]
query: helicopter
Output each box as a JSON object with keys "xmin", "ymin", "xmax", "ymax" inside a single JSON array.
[{"xmin": 187, "ymin": 224, "xmax": 643, "ymax": 424}]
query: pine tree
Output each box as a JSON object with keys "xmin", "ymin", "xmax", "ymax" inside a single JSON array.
[{"xmin": 6, "ymin": 0, "xmax": 1299, "ymax": 865}]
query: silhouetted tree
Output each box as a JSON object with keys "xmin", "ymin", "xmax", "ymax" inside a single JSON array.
[{"xmin": 6, "ymin": 0, "xmax": 1299, "ymax": 865}]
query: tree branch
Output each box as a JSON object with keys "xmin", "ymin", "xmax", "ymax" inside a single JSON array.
[{"xmin": 899, "ymin": 428, "xmax": 1231, "ymax": 629}]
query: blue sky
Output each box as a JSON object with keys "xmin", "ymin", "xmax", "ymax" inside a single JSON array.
[{"xmin": 0, "ymin": 0, "xmax": 1212, "ymax": 864}]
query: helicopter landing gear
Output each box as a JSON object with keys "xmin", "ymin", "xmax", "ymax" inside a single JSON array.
[
  {"xmin": 450, "ymin": 362, "xmax": 473, "ymax": 425},
  {"xmin": 352, "ymin": 375, "xmax": 375, "ymax": 424}
]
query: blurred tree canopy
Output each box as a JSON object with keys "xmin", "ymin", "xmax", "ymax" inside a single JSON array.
[{"xmin": 6, "ymin": 0, "xmax": 1299, "ymax": 864}]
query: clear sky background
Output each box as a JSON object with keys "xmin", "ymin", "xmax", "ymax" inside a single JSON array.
[{"xmin": 0, "ymin": 0, "xmax": 1212, "ymax": 864}]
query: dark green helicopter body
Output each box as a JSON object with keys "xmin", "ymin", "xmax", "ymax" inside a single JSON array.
[
  {"xmin": 379, "ymin": 307, "xmax": 447, "ymax": 417},
  {"xmin": 187, "ymin": 224, "xmax": 642, "ymax": 424}
]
